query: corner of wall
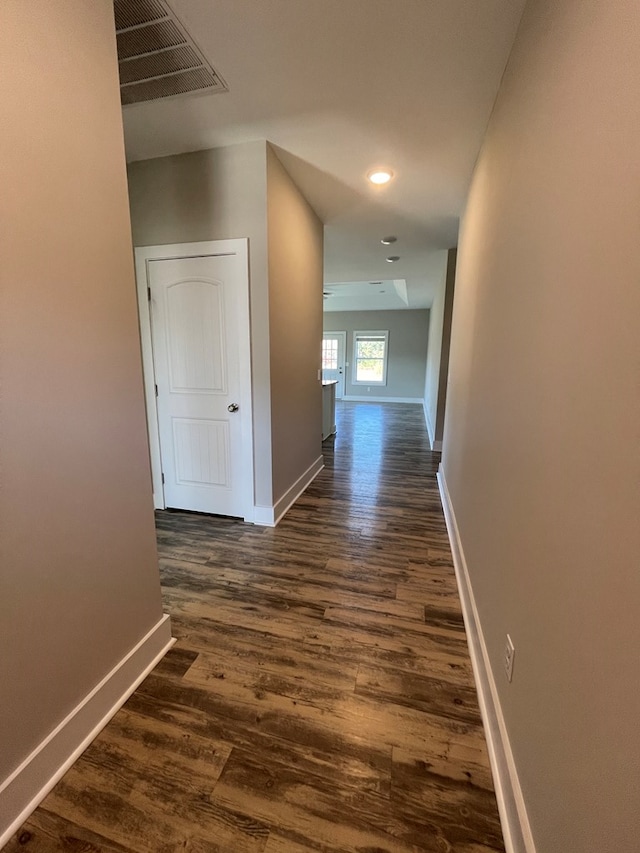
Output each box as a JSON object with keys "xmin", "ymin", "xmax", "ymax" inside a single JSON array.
[
  {"xmin": 0, "ymin": 618, "xmax": 174, "ymax": 847},
  {"xmin": 265, "ymin": 142, "xmax": 324, "ymax": 506}
]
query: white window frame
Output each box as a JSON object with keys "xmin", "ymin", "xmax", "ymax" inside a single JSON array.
[{"xmin": 352, "ymin": 330, "xmax": 389, "ymax": 386}]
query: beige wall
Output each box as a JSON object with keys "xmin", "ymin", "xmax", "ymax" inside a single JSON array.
[
  {"xmin": 266, "ymin": 146, "xmax": 324, "ymax": 501},
  {"xmin": 324, "ymin": 310, "xmax": 430, "ymax": 399},
  {"xmin": 442, "ymin": 1, "xmax": 640, "ymax": 851},
  {"xmin": 127, "ymin": 143, "xmax": 274, "ymax": 506},
  {"xmin": 0, "ymin": 0, "xmax": 163, "ymax": 793},
  {"xmin": 127, "ymin": 142, "xmax": 324, "ymax": 510}
]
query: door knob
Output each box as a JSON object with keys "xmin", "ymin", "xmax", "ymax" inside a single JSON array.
[{"xmin": 227, "ymin": 403, "xmax": 239, "ymax": 412}]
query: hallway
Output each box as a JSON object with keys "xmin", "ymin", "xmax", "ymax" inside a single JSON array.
[{"xmin": 8, "ymin": 402, "xmax": 503, "ymax": 852}]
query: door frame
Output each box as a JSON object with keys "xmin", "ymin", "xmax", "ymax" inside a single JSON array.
[{"xmin": 135, "ymin": 240, "xmax": 255, "ymax": 521}]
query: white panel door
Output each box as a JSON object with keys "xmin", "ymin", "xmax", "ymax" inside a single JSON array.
[
  {"xmin": 322, "ymin": 332, "xmax": 346, "ymax": 399},
  {"xmin": 149, "ymin": 254, "xmax": 246, "ymax": 516}
]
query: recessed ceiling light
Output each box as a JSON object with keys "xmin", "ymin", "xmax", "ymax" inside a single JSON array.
[
  {"xmin": 367, "ymin": 169, "xmax": 393, "ymax": 185},
  {"xmin": 381, "ymin": 236, "xmax": 397, "ymax": 245},
  {"xmin": 386, "ymin": 256, "xmax": 400, "ymax": 263}
]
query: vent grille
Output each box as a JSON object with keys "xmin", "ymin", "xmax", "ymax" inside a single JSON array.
[
  {"xmin": 121, "ymin": 68, "xmax": 221, "ymax": 105},
  {"xmin": 114, "ymin": 0, "xmax": 227, "ymax": 106},
  {"xmin": 118, "ymin": 45, "xmax": 200, "ymax": 84},
  {"xmin": 116, "ymin": 19, "xmax": 185, "ymax": 60},
  {"xmin": 114, "ymin": 0, "xmax": 166, "ymax": 31}
]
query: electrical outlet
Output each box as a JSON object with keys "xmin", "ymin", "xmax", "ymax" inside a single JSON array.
[{"xmin": 504, "ymin": 634, "xmax": 515, "ymax": 682}]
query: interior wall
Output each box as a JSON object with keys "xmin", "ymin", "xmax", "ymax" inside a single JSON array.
[
  {"xmin": 127, "ymin": 142, "xmax": 274, "ymax": 507},
  {"xmin": 441, "ymin": 1, "xmax": 640, "ymax": 850},
  {"xmin": 423, "ymin": 250, "xmax": 450, "ymax": 444},
  {"xmin": 266, "ymin": 146, "xmax": 324, "ymax": 502},
  {"xmin": 324, "ymin": 310, "xmax": 429, "ymax": 400},
  {"xmin": 434, "ymin": 250, "xmax": 456, "ymax": 443},
  {"xmin": 0, "ymin": 0, "xmax": 164, "ymax": 791}
]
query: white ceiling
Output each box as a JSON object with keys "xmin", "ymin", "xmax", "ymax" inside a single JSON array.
[
  {"xmin": 122, "ymin": 0, "xmax": 526, "ymax": 310},
  {"xmin": 323, "ymin": 280, "xmax": 410, "ymax": 313}
]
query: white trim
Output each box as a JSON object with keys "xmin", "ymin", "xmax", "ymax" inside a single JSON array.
[
  {"xmin": 423, "ymin": 400, "xmax": 435, "ymax": 449},
  {"xmin": 135, "ymin": 240, "xmax": 255, "ymax": 521},
  {"xmin": 342, "ymin": 395, "xmax": 424, "ymax": 404},
  {"xmin": 0, "ymin": 615, "xmax": 174, "ymax": 848},
  {"xmin": 253, "ymin": 455, "xmax": 324, "ymax": 527},
  {"xmin": 436, "ymin": 468, "xmax": 536, "ymax": 853},
  {"xmin": 422, "ymin": 401, "xmax": 442, "ymax": 451},
  {"xmin": 252, "ymin": 505, "xmax": 277, "ymax": 527}
]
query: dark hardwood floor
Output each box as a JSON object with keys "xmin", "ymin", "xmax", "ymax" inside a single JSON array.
[{"xmin": 7, "ymin": 401, "xmax": 504, "ymax": 852}]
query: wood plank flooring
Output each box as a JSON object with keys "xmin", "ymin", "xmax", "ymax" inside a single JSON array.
[{"xmin": 7, "ymin": 402, "xmax": 504, "ymax": 853}]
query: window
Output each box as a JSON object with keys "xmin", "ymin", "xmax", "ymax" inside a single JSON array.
[
  {"xmin": 352, "ymin": 330, "xmax": 389, "ymax": 385},
  {"xmin": 322, "ymin": 337, "xmax": 338, "ymax": 371}
]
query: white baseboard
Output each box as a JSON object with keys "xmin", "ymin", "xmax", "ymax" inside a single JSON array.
[
  {"xmin": 252, "ymin": 505, "xmax": 276, "ymax": 526},
  {"xmin": 422, "ymin": 401, "xmax": 442, "ymax": 451},
  {"xmin": 423, "ymin": 401, "xmax": 435, "ymax": 448},
  {"xmin": 254, "ymin": 455, "xmax": 324, "ymax": 527},
  {"xmin": 342, "ymin": 395, "xmax": 424, "ymax": 404},
  {"xmin": 0, "ymin": 614, "xmax": 174, "ymax": 848},
  {"xmin": 436, "ymin": 468, "xmax": 536, "ymax": 853}
]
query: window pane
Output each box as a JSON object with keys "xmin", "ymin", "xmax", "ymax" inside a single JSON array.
[
  {"xmin": 353, "ymin": 330, "xmax": 388, "ymax": 385},
  {"xmin": 356, "ymin": 359, "xmax": 384, "ymax": 382},
  {"xmin": 322, "ymin": 339, "xmax": 338, "ymax": 370},
  {"xmin": 356, "ymin": 340, "xmax": 385, "ymax": 359}
]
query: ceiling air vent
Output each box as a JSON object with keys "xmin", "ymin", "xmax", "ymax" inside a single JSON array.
[{"xmin": 114, "ymin": 0, "xmax": 227, "ymax": 106}]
